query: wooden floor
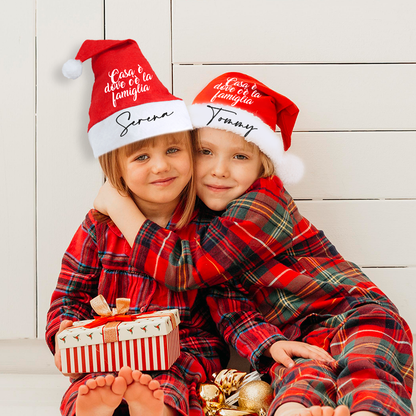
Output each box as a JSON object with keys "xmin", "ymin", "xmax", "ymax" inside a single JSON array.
[
  {"xmin": 1, "ymin": 373, "xmax": 415, "ymax": 416},
  {"xmin": 0, "ymin": 342, "xmax": 414, "ymax": 416},
  {"xmin": 0, "ymin": 374, "xmax": 69, "ymax": 416}
]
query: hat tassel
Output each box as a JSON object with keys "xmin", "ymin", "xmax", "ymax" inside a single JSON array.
[
  {"xmin": 62, "ymin": 59, "xmax": 83, "ymax": 80},
  {"xmin": 276, "ymin": 153, "xmax": 304, "ymax": 185}
]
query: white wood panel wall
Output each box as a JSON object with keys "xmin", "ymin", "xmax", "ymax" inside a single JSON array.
[
  {"xmin": 0, "ymin": 0, "xmax": 414, "ymax": 363},
  {"xmin": 0, "ymin": 0, "xmax": 36, "ymax": 339},
  {"xmin": 36, "ymin": 0, "xmax": 105, "ymax": 341},
  {"xmin": 172, "ymin": 0, "xmax": 416, "ymax": 64},
  {"xmin": 173, "ymin": 64, "xmax": 416, "ymax": 130},
  {"xmin": 172, "ymin": 0, "xmax": 416, "ymax": 335},
  {"xmin": 0, "ymin": 0, "xmax": 173, "ymax": 343},
  {"xmin": 105, "ymin": 0, "xmax": 172, "ymax": 91},
  {"xmin": 36, "ymin": 0, "xmax": 173, "ymax": 338}
]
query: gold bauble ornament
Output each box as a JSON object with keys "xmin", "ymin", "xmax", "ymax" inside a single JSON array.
[
  {"xmin": 199, "ymin": 382, "xmax": 226, "ymax": 415},
  {"xmin": 217, "ymin": 408, "xmax": 258, "ymax": 415},
  {"xmin": 238, "ymin": 380, "xmax": 273, "ymax": 415}
]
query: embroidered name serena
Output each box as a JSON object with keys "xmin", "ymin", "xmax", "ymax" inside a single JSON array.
[
  {"xmin": 206, "ymin": 105, "xmax": 257, "ymax": 137},
  {"xmin": 116, "ymin": 110, "xmax": 174, "ymax": 137}
]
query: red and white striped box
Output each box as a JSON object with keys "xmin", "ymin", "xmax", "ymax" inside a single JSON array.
[{"xmin": 57, "ymin": 309, "xmax": 180, "ymax": 374}]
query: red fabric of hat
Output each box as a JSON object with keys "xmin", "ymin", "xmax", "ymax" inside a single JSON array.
[
  {"xmin": 192, "ymin": 72, "xmax": 299, "ymax": 150},
  {"xmin": 189, "ymin": 72, "xmax": 303, "ymax": 184},
  {"xmin": 62, "ymin": 39, "xmax": 192, "ymax": 157}
]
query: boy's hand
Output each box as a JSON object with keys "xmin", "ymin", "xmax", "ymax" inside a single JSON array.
[
  {"xmin": 94, "ymin": 180, "xmax": 123, "ymax": 216},
  {"xmin": 54, "ymin": 320, "xmax": 81, "ymax": 380},
  {"xmin": 266, "ymin": 340, "xmax": 335, "ymax": 368},
  {"xmin": 94, "ymin": 180, "xmax": 147, "ymax": 247}
]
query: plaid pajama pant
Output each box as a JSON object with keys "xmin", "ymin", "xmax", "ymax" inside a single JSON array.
[
  {"xmin": 60, "ymin": 351, "xmax": 216, "ymax": 416},
  {"xmin": 268, "ymin": 304, "xmax": 414, "ymax": 416}
]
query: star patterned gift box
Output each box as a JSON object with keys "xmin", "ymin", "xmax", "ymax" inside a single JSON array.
[{"xmin": 57, "ymin": 295, "xmax": 181, "ymax": 374}]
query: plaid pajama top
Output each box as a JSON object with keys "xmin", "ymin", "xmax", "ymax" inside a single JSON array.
[
  {"xmin": 127, "ymin": 176, "xmax": 404, "ymax": 371},
  {"xmin": 45, "ymin": 208, "xmax": 228, "ymax": 370}
]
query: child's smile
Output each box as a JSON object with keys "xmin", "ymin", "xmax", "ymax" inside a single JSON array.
[
  {"xmin": 122, "ymin": 137, "xmax": 192, "ymax": 215},
  {"xmin": 196, "ymin": 127, "xmax": 262, "ymax": 211},
  {"xmin": 205, "ymin": 184, "xmax": 232, "ymax": 192},
  {"xmin": 150, "ymin": 176, "xmax": 177, "ymax": 186}
]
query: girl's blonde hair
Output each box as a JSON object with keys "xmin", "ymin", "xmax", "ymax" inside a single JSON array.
[
  {"xmin": 194, "ymin": 129, "xmax": 275, "ymax": 179},
  {"xmin": 98, "ymin": 130, "xmax": 197, "ymax": 229}
]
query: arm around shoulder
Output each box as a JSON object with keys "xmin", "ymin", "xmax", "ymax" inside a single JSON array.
[
  {"xmin": 128, "ymin": 177, "xmax": 294, "ymax": 292},
  {"xmin": 94, "ymin": 180, "xmax": 147, "ymax": 246}
]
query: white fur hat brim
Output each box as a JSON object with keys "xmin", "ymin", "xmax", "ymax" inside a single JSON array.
[{"xmin": 189, "ymin": 103, "xmax": 303, "ymax": 184}]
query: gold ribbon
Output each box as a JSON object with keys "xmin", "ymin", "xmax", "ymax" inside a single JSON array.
[
  {"xmin": 90, "ymin": 295, "xmax": 130, "ymax": 317},
  {"xmin": 89, "ymin": 295, "xmax": 130, "ymax": 343},
  {"xmin": 85, "ymin": 295, "xmax": 179, "ymax": 344}
]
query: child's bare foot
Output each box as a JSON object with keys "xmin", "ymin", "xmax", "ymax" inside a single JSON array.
[
  {"xmin": 275, "ymin": 402, "xmax": 307, "ymax": 416},
  {"xmin": 298, "ymin": 406, "xmax": 336, "ymax": 416},
  {"xmin": 275, "ymin": 403, "xmax": 347, "ymax": 416},
  {"xmin": 288, "ymin": 405, "xmax": 350, "ymax": 416},
  {"xmin": 350, "ymin": 409, "xmax": 376, "ymax": 416},
  {"xmin": 334, "ymin": 406, "xmax": 350, "ymax": 416},
  {"xmin": 76, "ymin": 374, "xmax": 127, "ymax": 416},
  {"xmin": 119, "ymin": 366, "xmax": 167, "ymax": 416},
  {"xmin": 299, "ymin": 406, "xmax": 335, "ymax": 416}
]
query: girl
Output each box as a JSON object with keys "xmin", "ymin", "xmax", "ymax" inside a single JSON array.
[
  {"xmin": 46, "ymin": 40, "xmax": 228, "ymax": 416},
  {"xmin": 95, "ymin": 73, "xmax": 414, "ymax": 416}
]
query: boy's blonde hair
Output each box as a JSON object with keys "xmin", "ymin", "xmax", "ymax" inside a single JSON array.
[
  {"xmin": 242, "ymin": 140, "xmax": 275, "ymax": 179},
  {"xmin": 195, "ymin": 129, "xmax": 275, "ymax": 179},
  {"xmin": 98, "ymin": 130, "xmax": 197, "ymax": 229}
]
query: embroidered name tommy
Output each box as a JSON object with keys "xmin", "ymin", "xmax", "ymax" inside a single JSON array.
[
  {"xmin": 206, "ymin": 105, "xmax": 257, "ymax": 137},
  {"xmin": 116, "ymin": 110, "xmax": 174, "ymax": 137}
]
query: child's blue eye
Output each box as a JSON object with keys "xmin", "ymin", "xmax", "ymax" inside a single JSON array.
[
  {"xmin": 135, "ymin": 154, "xmax": 148, "ymax": 161},
  {"xmin": 167, "ymin": 147, "xmax": 179, "ymax": 154},
  {"xmin": 234, "ymin": 154, "xmax": 248, "ymax": 160}
]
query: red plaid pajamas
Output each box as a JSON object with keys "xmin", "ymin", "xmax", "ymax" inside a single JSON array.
[
  {"xmin": 46, "ymin": 209, "xmax": 229, "ymax": 416},
  {"xmin": 268, "ymin": 304, "xmax": 413, "ymax": 416},
  {"xmin": 127, "ymin": 176, "xmax": 414, "ymax": 415}
]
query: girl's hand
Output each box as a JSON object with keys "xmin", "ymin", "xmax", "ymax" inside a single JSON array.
[
  {"xmin": 266, "ymin": 340, "xmax": 335, "ymax": 368},
  {"xmin": 54, "ymin": 320, "xmax": 81, "ymax": 380}
]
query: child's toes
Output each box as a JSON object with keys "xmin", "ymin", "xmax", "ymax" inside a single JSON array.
[{"xmin": 112, "ymin": 376, "xmax": 127, "ymax": 396}]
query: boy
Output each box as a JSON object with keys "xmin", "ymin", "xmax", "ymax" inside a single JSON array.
[{"xmin": 95, "ymin": 73, "xmax": 413, "ymax": 416}]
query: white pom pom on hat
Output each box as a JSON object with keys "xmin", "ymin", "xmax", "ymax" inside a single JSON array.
[
  {"xmin": 62, "ymin": 58, "xmax": 83, "ymax": 79},
  {"xmin": 275, "ymin": 153, "xmax": 304, "ymax": 185}
]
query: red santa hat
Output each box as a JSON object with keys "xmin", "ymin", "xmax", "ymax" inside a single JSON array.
[
  {"xmin": 189, "ymin": 72, "xmax": 303, "ymax": 184},
  {"xmin": 62, "ymin": 39, "xmax": 192, "ymax": 157}
]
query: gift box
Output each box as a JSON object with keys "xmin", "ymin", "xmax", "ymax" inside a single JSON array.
[{"xmin": 57, "ymin": 295, "xmax": 181, "ymax": 374}]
